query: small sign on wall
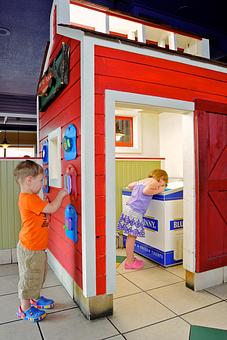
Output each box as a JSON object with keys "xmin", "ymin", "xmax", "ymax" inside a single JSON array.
[
  {"xmin": 38, "ymin": 42, "xmax": 70, "ymax": 112},
  {"xmin": 62, "ymin": 124, "xmax": 77, "ymax": 160}
]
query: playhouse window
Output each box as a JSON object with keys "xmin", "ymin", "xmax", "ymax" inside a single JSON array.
[
  {"xmin": 115, "ymin": 116, "xmax": 133, "ymax": 147},
  {"xmin": 115, "ymin": 110, "xmax": 142, "ymax": 153},
  {"xmin": 48, "ymin": 127, "xmax": 61, "ymax": 188}
]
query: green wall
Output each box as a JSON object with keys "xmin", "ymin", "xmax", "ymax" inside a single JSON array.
[
  {"xmin": 115, "ymin": 159, "xmax": 161, "ymax": 226},
  {"xmin": 0, "ymin": 160, "xmax": 21, "ymax": 249},
  {"xmin": 0, "ymin": 159, "xmax": 161, "ymax": 247}
]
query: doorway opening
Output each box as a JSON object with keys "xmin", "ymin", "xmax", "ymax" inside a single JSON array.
[{"xmin": 105, "ymin": 91, "xmax": 195, "ymax": 294}]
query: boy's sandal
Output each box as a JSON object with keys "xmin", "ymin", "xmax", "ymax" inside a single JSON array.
[
  {"xmin": 30, "ymin": 296, "xmax": 55, "ymax": 309},
  {"xmin": 16, "ymin": 306, "xmax": 46, "ymax": 322}
]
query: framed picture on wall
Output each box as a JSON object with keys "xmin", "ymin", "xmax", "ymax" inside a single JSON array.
[{"xmin": 115, "ymin": 116, "xmax": 133, "ymax": 147}]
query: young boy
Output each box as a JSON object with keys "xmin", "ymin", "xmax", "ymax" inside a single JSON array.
[{"xmin": 14, "ymin": 160, "xmax": 68, "ymax": 322}]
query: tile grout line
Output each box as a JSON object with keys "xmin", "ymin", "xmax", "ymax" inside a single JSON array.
[
  {"xmin": 115, "ymin": 274, "xmax": 184, "ymax": 335},
  {"xmin": 118, "ymin": 271, "xmax": 184, "ymax": 296},
  {"xmin": 179, "ymin": 300, "xmax": 226, "ymax": 318},
  {"xmin": 0, "ymin": 273, "xmax": 19, "ymax": 278},
  {"xmin": 143, "ymin": 290, "xmax": 179, "ymax": 317},
  {"xmin": 0, "ymin": 284, "xmax": 62, "ymax": 298},
  {"xmin": 122, "ymin": 315, "xmax": 180, "ymax": 336},
  {"xmin": 177, "ymin": 314, "xmax": 192, "ymax": 327},
  {"xmin": 0, "ymin": 291, "xmax": 18, "ymax": 297},
  {"xmin": 161, "ymin": 267, "xmax": 186, "ymax": 281},
  {"xmin": 114, "ymin": 289, "xmax": 143, "ymax": 300},
  {"xmin": 37, "ymin": 322, "xmax": 45, "ymax": 340},
  {"xmin": 116, "ymin": 272, "xmax": 226, "ymax": 322},
  {"xmin": 101, "ymin": 331, "xmax": 127, "ymax": 340},
  {"xmin": 0, "ymin": 319, "xmax": 22, "ymax": 326},
  {"xmin": 104, "ymin": 316, "xmax": 124, "ymax": 339},
  {"xmin": 203, "ymin": 288, "xmax": 227, "ymax": 301},
  {"xmin": 0, "ymin": 307, "xmax": 79, "ymax": 326},
  {"xmin": 46, "ymin": 306, "xmax": 79, "ymax": 315}
]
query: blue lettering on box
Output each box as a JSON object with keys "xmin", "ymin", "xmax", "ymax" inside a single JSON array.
[
  {"xmin": 123, "ymin": 236, "xmax": 183, "ymax": 266},
  {"xmin": 170, "ymin": 219, "xmax": 183, "ymax": 230},
  {"xmin": 143, "ymin": 216, "xmax": 158, "ymax": 231}
]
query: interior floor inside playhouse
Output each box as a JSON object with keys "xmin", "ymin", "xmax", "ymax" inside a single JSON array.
[{"xmin": 115, "ymin": 101, "xmax": 194, "ymax": 281}]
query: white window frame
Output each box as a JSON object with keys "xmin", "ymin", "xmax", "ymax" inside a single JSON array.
[
  {"xmin": 115, "ymin": 109, "xmax": 142, "ymax": 153},
  {"xmin": 48, "ymin": 127, "xmax": 62, "ymax": 188}
]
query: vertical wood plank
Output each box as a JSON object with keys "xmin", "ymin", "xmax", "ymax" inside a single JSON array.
[{"xmin": 0, "ymin": 160, "xmax": 20, "ymax": 250}]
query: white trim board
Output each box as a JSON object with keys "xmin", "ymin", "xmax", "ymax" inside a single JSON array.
[
  {"xmin": 81, "ymin": 36, "xmax": 96, "ymax": 297},
  {"xmin": 47, "ymin": 250, "xmax": 74, "ymax": 298},
  {"xmin": 105, "ymin": 90, "xmax": 196, "ymax": 294}
]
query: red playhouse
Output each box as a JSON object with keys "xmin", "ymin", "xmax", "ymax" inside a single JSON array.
[{"xmin": 38, "ymin": 0, "xmax": 227, "ymax": 319}]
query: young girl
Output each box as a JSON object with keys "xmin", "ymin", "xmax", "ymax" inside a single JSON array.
[{"xmin": 117, "ymin": 169, "xmax": 168, "ymax": 270}]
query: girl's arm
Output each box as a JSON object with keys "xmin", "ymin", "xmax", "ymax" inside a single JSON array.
[
  {"xmin": 127, "ymin": 178, "xmax": 148, "ymax": 190},
  {"xmin": 143, "ymin": 179, "xmax": 165, "ymax": 195},
  {"xmin": 127, "ymin": 181, "xmax": 138, "ymax": 190}
]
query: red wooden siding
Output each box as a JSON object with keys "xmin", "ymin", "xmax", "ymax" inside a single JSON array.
[
  {"xmin": 94, "ymin": 45, "xmax": 227, "ymax": 293},
  {"xmin": 39, "ymin": 35, "xmax": 82, "ymax": 289},
  {"xmin": 195, "ymin": 100, "xmax": 227, "ymax": 272}
]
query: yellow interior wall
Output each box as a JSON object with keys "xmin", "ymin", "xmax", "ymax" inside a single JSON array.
[{"xmin": 115, "ymin": 159, "xmax": 161, "ymax": 226}]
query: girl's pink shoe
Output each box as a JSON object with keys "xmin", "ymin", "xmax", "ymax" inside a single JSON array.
[{"xmin": 124, "ymin": 258, "xmax": 144, "ymax": 270}]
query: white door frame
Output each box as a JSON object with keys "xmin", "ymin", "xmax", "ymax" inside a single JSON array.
[{"xmin": 105, "ymin": 90, "xmax": 195, "ymax": 294}]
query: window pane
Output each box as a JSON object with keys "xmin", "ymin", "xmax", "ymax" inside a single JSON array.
[
  {"xmin": 115, "ymin": 116, "xmax": 133, "ymax": 147},
  {"xmin": 0, "ymin": 147, "xmax": 4, "ymax": 157}
]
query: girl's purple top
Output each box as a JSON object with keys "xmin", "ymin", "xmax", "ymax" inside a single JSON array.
[{"xmin": 127, "ymin": 183, "xmax": 153, "ymax": 215}]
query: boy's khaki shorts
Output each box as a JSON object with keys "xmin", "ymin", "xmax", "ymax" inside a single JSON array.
[{"xmin": 17, "ymin": 241, "xmax": 47, "ymax": 300}]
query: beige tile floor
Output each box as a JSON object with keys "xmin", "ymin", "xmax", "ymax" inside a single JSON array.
[{"xmin": 1, "ymin": 249, "xmax": 227, "ymax": 339}]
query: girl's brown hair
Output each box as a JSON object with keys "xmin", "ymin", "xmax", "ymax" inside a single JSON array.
[
  {"xmin": 14, "ymin": 160, "xmax": 44, "ymax": 183},
  {"xmin": 148, "ymin": 169, "xmax": 168, "ymax": 185}
]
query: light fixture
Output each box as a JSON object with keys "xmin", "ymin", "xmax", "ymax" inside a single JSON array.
[
  {"xmin": 0, "ymin": 129, "xmax": 10, "ymax": 149},
  {"xmin": 0, "ymin": 27, "xmax": 10, "ymax": 36}
]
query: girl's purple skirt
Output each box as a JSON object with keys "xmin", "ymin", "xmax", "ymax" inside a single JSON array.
[{"xmin": 117, "ymin": 205, "xmax": 145, "ymax": 238}]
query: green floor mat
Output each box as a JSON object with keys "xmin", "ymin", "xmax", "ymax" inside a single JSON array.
[
  {"xmin": 190, "ymin": 325, "xmax": 227, "ymax": 339},
  {"xmin": 116, "ymin": 255, "xmax": 126, "ymax": 268}
]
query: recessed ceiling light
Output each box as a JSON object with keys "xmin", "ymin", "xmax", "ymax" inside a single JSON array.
[{"xmin": 0, "ymin": 28, "xmax": 10, "ymax": 36}]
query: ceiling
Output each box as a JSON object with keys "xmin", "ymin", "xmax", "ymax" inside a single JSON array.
[{"xmin": 0, "ymin": 0, "xmax": 227, "ymax": 132}]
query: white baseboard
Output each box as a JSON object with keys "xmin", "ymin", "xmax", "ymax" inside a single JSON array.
[
  {"xmin": 194, "ymin": 267, "xmax": 224, "ymax": 291},
  {"xmin": 0, "ymin": 248, "xmax": 17, "ymax": 264},
  {"xmin": 0, "ymin": 249, "xmax": 11, "ymax": 264},
  {"xmin": 12, "ymin": 248, "xmax": 17, "ymax": 263},
  {"xmin": 47, "ymin": 250, "xmax": 74, "ymax": 298}
]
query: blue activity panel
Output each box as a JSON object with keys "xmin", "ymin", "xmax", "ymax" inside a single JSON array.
[
  {"xmin": 62, "ymin": 124, "xmax": 77, "ymax": 160},
  {"xmin": 42, "ymin": 141, "xmax": 48, "ymax": 164},
  {"xmin": 43, "ymin": 168, "xmax": 49, "ymax": 193},
  {"xmin": 64, "ymin": 204, "xmax": 78, "ymax": 243}
]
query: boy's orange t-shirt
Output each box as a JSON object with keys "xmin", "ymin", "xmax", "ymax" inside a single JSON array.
[{"xmin": 18, "ymin": 193, "xmax": 49, "ymax": 251}]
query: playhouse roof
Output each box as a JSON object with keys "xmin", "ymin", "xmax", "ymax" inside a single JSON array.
[
  {"xmin": 70, "ymin": 0, "xmax": 203, "ymax": 40},
  {"xmin": 68, "ymin": 1, "xmax": 210, "ymax": 60},
  {"xmin": 59, "ymin": 23, "xmax": 227, "ymax": 70}
]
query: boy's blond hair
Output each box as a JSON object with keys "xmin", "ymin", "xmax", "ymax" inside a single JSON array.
[
  {"xmin": 14, "ymin": 160, "xmax": 44, "ymax": 184},
  {"xmin": 148, "ymin": 169, "xmax": 168, "ymax": 185}
]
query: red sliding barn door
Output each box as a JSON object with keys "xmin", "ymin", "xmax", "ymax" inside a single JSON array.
[{"xmin": 195, "ymin": 100, "xmax": 227, "ymax": 272}]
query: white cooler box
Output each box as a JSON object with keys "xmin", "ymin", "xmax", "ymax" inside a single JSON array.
[{"xmin": 122, "ymin": 181, "xmax": 183, "ymax": 267}]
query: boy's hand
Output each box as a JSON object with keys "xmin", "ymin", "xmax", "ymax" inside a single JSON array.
[
  {"xmin": 43, "ymin": 189, "xmax": 68, "ymax": 214},
  {"xmin": 57, "ymin": 189, "xmax": 68, "ymax": 199}
]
